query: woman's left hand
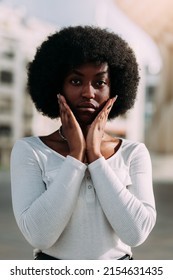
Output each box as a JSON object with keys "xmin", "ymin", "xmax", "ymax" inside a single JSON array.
[{"xmin": 86, "ymin": 96, "xmax": 117, "ymax": 163}]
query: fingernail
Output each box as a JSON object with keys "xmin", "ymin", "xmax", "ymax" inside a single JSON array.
[
  {"xmin": 111, "ymin": 95, "xmax": 118, "ymax": 104},
  {"xmin": 115, "ymin": 95, "xmax": 118, "ymax": 101}
]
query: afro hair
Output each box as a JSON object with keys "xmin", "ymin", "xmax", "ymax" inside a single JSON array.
[{"xmin": 27, "ymin": 25, "xmax": 140, "ymax": 119}]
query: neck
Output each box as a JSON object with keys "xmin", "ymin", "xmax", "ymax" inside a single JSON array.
[
  {"xmin": 79, "ymin": 122, "xmax": 107, "ymax": 141},
  {"xmin": 79, "ymin": 123, "xmax": 91, "ymax": 138}
]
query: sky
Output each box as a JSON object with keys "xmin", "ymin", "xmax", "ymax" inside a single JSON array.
[
  {"xmin": 1, "ymin": 0, "xmax": 161, "ymax": 71},
  {"xmin": 1, "ymin": 0, "xmax": 97, "ymax": 27}
]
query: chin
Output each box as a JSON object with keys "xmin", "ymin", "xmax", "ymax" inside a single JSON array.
[{"xmin": 76, "ymin": 114, "xmax": 95, "ymax": 126}]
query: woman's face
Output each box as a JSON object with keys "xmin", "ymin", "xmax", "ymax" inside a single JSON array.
[{"xmin": 62, "ymin": 62, "xmax": 110, "ymax": 125}]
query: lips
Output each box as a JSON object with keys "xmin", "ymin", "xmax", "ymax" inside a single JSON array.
[{"xmin": 77, "ymin": 102, "xmax": 97, "ymax": 110}]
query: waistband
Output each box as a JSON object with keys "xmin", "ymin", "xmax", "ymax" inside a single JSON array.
[{"xmin": 35, "ymin": 252, "xmax": 133, "ymax": 260}]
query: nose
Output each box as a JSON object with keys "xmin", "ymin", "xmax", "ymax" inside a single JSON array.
[{"xmin": 81, "ymin": 84, "xmax": 95, "ymax": 99}]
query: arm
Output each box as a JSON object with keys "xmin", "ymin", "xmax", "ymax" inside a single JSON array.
[
  {"xmin": 11, "ymin": 140, "xmax": 86, "ymax": 249},
  {"xmin": 88, "ymin": 143, "xmax": 156, "ymax": 247}
]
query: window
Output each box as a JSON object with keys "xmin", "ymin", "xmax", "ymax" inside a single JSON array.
[
  {"xmin": 0, "ymin": 125, "xmax": 12, "ymax": 136},
  {"xmin": 0, "ymin": 98, "xmax": 12, "ymax": 113},
  {"xmin": 4, "ymin": 51, "xmax": 15, "ymax": 59},
  {"xmin": 0, "ymin": 70, "xmax": 13, "ymax": 84}
]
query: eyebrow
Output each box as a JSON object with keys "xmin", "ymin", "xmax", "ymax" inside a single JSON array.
[{"xmin": 70, "ymin": 69, "xmax": 109, "ymax": 77}]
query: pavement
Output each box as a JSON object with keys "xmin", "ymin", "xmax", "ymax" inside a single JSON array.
[{"xmin": 0, "ymin": 153, "xmax": 173, "ymax": 260}]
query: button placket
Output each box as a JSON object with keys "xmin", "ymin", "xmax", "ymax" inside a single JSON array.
[
  {"xmin": 85, "ymin": 170, "xmax": 95, "ymax": 202},
  {"xmin": 86, "ymin": 171, "xmax": 93, "ymax": 189}
]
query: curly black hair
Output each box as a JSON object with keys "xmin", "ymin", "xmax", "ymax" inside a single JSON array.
[{"xmin": 27, "ymin": 25, "xmax": 140, "ymax": 119}]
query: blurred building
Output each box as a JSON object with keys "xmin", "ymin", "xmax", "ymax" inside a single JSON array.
[
  {"xmin": 115, "ymin": 0, "xmax": 173, "ymax": 153},
  {"xmin": 0, "ymin": 1, "xmax": 164, "ymax": 168},
  {"xmin": 95, "ymin": 0, "xmax": 161, "ymax": 143},
  {"xmin": 0, "ymin": 5, "xmax": 55, "ymax": 167}
]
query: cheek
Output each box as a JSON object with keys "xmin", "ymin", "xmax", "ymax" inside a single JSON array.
[
  {"xmin": 63, "ymin": 84, "xmax": 80, "ymax": 98},
  {"xmin": 98, "ymin": 90, "xmax": 110, "ymax": 102},
  {"xmin": 62, "ymin": 84, "xmax": 74, "ymax": 98},
  {"xmin": 62, "ymin": 86, "xmax": 80, "ymax": 107}
]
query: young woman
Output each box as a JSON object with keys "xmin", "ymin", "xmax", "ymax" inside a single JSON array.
[{"xmin": 11, "ymin": 26, "xmax": 156, "ymax": 260}]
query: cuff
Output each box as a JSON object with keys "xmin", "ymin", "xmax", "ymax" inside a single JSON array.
[{"xmin": 66, "ymin": 155, "xmax": 87, "ymax": 172}]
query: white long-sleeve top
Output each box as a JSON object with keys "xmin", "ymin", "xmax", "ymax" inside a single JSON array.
[{"xmin": 10, "ymin": 136, "xmax": 156, "ymax": 259}]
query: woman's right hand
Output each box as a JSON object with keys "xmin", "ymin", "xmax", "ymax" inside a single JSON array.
[{"xmin": 58, "ymin": 94, "xmax": 86, "ymax": 162}]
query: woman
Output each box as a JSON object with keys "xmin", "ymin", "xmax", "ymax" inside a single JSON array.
[{"xmin": 11, "ymin": 26, "xmax": 156, "ymax": 260}]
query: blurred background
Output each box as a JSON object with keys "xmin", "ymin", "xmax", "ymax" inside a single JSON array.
[{"xmin": 0, "ymin": 0, "xmax": 173, "ymax": 259}]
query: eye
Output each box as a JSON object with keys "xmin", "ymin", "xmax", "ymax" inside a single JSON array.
[
  {"xmin": 95, "ymin": 80, "xmax": 107, "ymax": 87},
  {"xmin": 71, "ymin": 79, "xmax": 82, "ymax": 86}
]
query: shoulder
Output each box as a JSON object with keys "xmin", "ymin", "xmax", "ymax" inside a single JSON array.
[
  {"xmin": 120, "ymin": 138, "xmax": 151, "ymax": 163},
  {"xmin": 121, "ymin": 138, "xmax": 148, "ymax": 152},
  {"xmin": 11, "ymin": 136, "xmax": 45, "ymax": 163},
  {"xmin": 11, "ymin": 136, "xmax": 40, "ymax": 152}
]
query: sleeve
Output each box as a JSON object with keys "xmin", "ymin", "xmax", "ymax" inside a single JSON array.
[
  {"xmin": 88, "ymin": 143, "xmax": 156, "ymax": 247},
  {"xmin": 10, "ymin": 140, "xmax": 87, "ymax": 249}
]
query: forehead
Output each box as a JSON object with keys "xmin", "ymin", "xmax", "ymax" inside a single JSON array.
[{"xmin": 69, "ymin": 62, "xmax": 109, "ymax": 76}]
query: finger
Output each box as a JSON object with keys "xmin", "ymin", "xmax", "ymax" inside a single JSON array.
[
  {"xmin": 57, "ymin": 94, "xmax": 68, "ymax": 125},
  {"xmin": 96, "ymin": 99, "xmax": 112, "ymax": 121},
  {"xmin": 57, "ymin": 94, "xmax": 64, "ymax": 114},
  {"xmin": 58, "ymin": 94, "xmax": 80, "ymax": 130},
  {"xmin": 94, "ymin": 97, "xmax": 116, "ymax": 126},
  {"xmin": 59, "ymin": 94, "xmax": 73, "ymax": 116},
  {"xmin": 112, "ymin": 95, "xmax": 118, "ymax": 103},
  {"xmin": 58, "ymin": 94, "xmax": 69, "ymax": 117},
  {"xmin": 106, "ymin": 95, "xmax": 118, "ymax": 110}
]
